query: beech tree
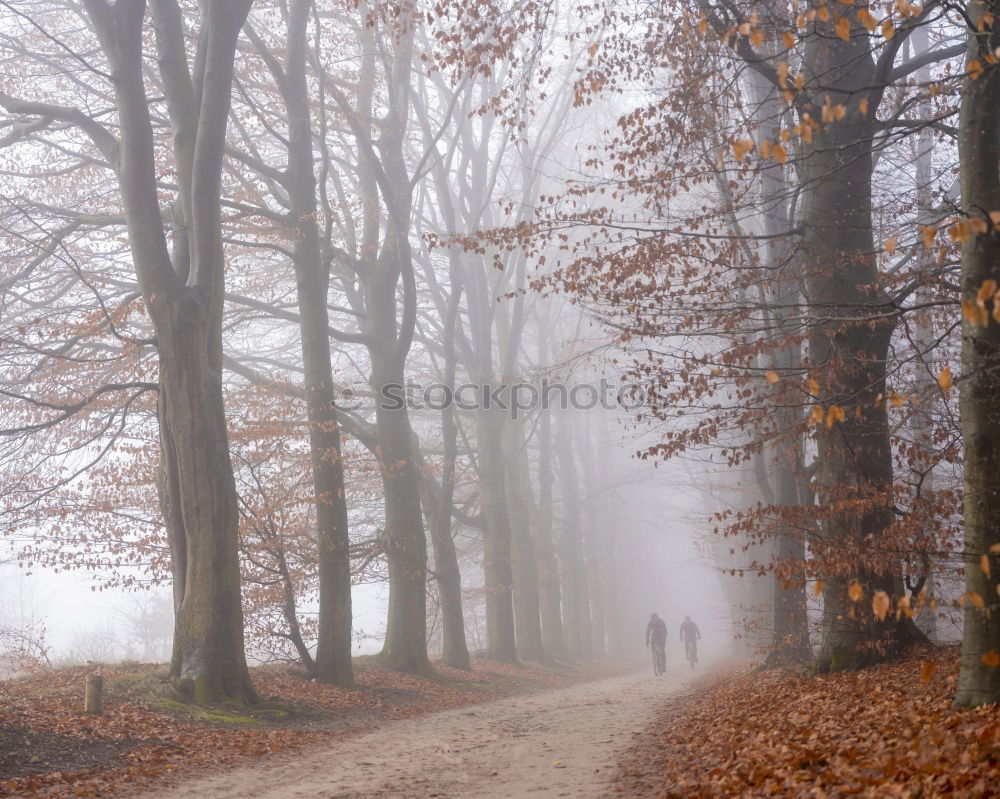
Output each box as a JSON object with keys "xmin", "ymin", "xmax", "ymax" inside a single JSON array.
[
  {"xmin": 955, "ymin": 0, "xmax": 1000, "ymax": 707},
  {"xmin": 0, "ymin": 0, "xmax": 257, "ymax": 703}
]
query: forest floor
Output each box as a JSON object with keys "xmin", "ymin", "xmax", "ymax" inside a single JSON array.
[
  {"xmin": 127, "ymin": 663, "xmax": 694, "ymax": 799},
  {"xmin": 0, "ymin": 655, "xmax": 632, "ymax": 798},
  {"xmin": 615, "ymin": 644, "xmax": 1000, "ymax": 798}
]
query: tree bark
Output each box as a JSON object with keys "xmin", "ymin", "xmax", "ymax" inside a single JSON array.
[
  {"xmin": 283, "ymin": 0, "xmax": 353, "ymax": 686},
  {"xmin": 955, "ymin": 0, "xmax": 1000, "ymax": 707},
  {"xmin": 577, "ymin": 420, "xmax": 606, "ymax": 657},
  {"xmin": 535, "ymin": 404, "xmax": 568, "ymax": 660},
  {"xmin": 85, "ymin": 0, "xmax": 256, "ymax": 704},
  {"xmin": 430, "ymin": 269, "xmax": 471, "ymax": 669},
  {"xmin": 478, "ymin": 409, "xmax": 518, "ymax": 662},
  {"xmin": 796, "ymin": 10, "xmax": 919, "ymax": 670},
  {"xmin": 335, "ymin": 9, "xmax": 428, "ymax": 673},
  {"xmin": 555, "ymin": 412, "xmax": 590, "ymax": 659},
  {"xmin": 504, "ymin": 418, "xmax": 546, "ymax": 662}
]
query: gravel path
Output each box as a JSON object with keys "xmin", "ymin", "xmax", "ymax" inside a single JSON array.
[{"xmin": 140, "ymin": 667, "xmax": 694, "ymax": 799}]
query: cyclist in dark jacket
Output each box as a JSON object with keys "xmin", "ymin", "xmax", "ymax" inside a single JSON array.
[
  {"xmin": 645, "ymin": 612, "xmax": 667, "ymax": 649},
  {"xmin": 680, "ymin": 616, "xmax": 701, "ymax": 663}
]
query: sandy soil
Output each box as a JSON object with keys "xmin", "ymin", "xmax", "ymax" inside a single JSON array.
[{"xmin": 138, "ymin": 667, "xmax": 695, "ymax": 799}]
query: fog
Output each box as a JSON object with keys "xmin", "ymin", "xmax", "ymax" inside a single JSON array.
[{"xmin": 0, "ymin": 0, "xmax": 986, "ymax": 795}]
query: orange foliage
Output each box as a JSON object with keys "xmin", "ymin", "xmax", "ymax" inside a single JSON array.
[{"xmin": 616, "ymin": 648, "xmax": 1000, "ymax": 798}]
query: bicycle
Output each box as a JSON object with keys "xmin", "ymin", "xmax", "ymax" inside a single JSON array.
[
  {"xmin": 651, "ymin": 641, "xmax": 666, "ymax": 676},
  {"xmin": 684, "ymin": 638, "xmax": 697, "ymax": 669}
]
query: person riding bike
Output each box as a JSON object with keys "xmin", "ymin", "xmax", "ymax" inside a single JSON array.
[
  {"xmin": 679, "ymin": 615, "xmax": 701, "ymax": 666},
  {"xmin": 645, "ymin": 612, "xmax": 668, "ymax": 675}
]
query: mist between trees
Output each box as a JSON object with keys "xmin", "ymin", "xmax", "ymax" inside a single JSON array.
[{"xmin": 0, "ymin": 0, "xmax": 997, "ymax": 714}]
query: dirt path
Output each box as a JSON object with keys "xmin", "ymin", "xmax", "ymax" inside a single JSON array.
[{"xmin": 139, "ymin": 667, "xmax": 695, "ymax": 799}]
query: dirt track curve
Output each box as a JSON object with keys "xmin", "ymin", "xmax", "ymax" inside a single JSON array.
[{"xmin": 136, "ymin": 666, "xmax": 695, "ymax": 798}]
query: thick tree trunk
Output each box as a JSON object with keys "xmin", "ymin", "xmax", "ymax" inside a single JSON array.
[
  {"xmin": 429, "ymin": 272, "xmax": 471, "ymax": 669},
  {"xmin": 503, "ymin": 419, "xmax": 546, "ymax": 662},
  {"xmin": 955, "ymin": 1, "xmax": 1000, "ymax": 707},
  {"xmin": 286, "ymin": 0, "xmax": 352, "ymax": 686},
  {"xmin": 374, "ymin": 358, "xmax": 429, "ymax": 673},
  {"xmin": 89, "ymin": 0, "xmax": 255, "ymax": 704},
  {"xmin": 478, "ymin": 410, "xmax": 518, "ymax": 662},
  {"xmin": 158, "ymin": 297, "xmax": 256, "ymax": 704},
  {"xmin": 799, "ymin": 13, "xmax": 919, "ymax": 670}
]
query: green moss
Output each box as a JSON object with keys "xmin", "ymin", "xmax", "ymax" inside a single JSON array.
[
  {"xmin": 829, "ymin": 645, "xmax": 857, "ymax": 672},
  {"xmin": 156, "ymin": 697, "xmax": 259, "ymax": 725},
  {"xmin": 192, "ymin": 675, "xmax": 214, "ymax": 706}
]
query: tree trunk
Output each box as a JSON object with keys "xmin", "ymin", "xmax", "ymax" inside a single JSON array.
[
  {"xmin": 766, "ymin": 465, "xmax": 811, "ymax": 664},
  {"xmin": 742, "ymin": 59, "xmax": 810, "ymax": 666},
  {"xmin": 599, "ymin": 515, "xmax": 625, "ymax": 657},
  {"xmin": 429, "ymin": 271, "xmax": 471, "ymax": 669},
  {"xmin": 535, "ymin": 405, "xmax": 568, "ymax": 660},
  {"xmin": 478, "ymin": 409, "xmax": 518, "ymax": 662},
  {"xmin": 350, "ymin": 13, "xmax": 428, "ymax": 674},
  {"xmin": 577, "ymin": 421, "xmax": 606, "ymax": 657},
  {"xmin": 955, "ymin": 0, "xmax": 1000, "ymax": 707},
  {"xmin": 910, "ymin": 22, "xmax": 940, "ymax": 645},
  {"xmin": 504, "ymin": 418, "xmax": 546, "ymax": 662},
  {"xmin": 285, "ymin": 0, "xmax": 352, "ymax": 686},
  {"xmin": 89, "ymin": 0, "xmax": 256, "ymax": 704},
  {"xmin": 374, "ymin": 355, "xmax": 429, "ymax": 673},
  {"xmin": 158, "ymin": 298, "xmax": 256, "ymax": 704},
  {"xmin": 555, "ymin": 413, "xmax": 590, "ymax": 659},
  {"xmin": 798, "ymin": 12, "xmax": 919, "ymax": 670}
]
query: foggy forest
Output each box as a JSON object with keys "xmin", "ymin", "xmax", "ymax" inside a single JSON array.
[{"xmin": 0, "ymin": 0, "xmax": 998, "ymax": 796}]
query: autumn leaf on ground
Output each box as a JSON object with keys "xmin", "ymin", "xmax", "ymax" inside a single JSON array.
[
  {"xmin": 616, "ymin": 648, "xmax": 1000, "ymax": 799},
  {"xmin": 848, "ymin": 581, "xmax": 864, "ymax": 602}
]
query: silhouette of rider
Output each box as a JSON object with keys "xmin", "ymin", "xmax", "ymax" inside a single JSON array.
[
  {"xmin": 679, "ymin": 615, "xmax": 701, "ymax": 662},
  {"xmin": 645, "ymin": 612, "xmax": 667, "ymax": 650}
]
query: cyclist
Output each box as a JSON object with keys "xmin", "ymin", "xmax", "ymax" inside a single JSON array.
[
  {"xmin": 679, "ymin": 615, "xmax": 701, "ymax": 666},
  {"xmin": 645, "ymin": 612, "xmax": 668, "ymax": 674}
]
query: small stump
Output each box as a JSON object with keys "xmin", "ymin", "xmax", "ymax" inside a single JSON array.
[{"xmin": 84, "ymin": 674, "xmax": 104, "ymax": 715}]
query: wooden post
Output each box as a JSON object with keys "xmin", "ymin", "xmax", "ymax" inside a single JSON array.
[{"xmin": 84, "ymin": 674, "xmax": 103, "ymax": 715}]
